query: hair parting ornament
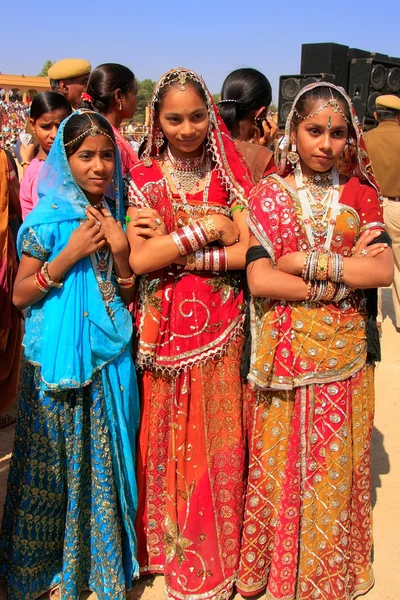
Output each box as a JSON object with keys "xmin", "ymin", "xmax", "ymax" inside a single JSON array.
[
  {"xmin": 63, "ymin": 111, "xmax": 115, "ymax": 148},
  {"xmin": 293, "ymin": 95, "xmax": 350, "ymax": 125}
]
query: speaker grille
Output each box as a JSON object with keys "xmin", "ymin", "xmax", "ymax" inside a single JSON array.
[
  {"xmin": 367, "ymin": 91, "xmax": 380, "ymax": 117},
  {"xmin": 388, "ymin": 67, "xmax": 400, "ymax": 92},
  {"xmin": 370, "ymin": 64, "xmax": 387, "ymax": 90},
  {"xmin": 281, "ymin": 78, "xmax": 301, "ymax": 101}
]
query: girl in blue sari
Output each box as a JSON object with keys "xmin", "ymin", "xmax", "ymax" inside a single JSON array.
[{"xmin": 0, "ymin": 111, "xmax": 140, "ymax": 600}]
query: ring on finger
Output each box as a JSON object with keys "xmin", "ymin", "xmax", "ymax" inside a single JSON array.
[
  {"xmin": 95, "ymin": 220, "xmax": 101, "ymax": 231},
  {"xmin": 104, "ymin": 211, "xmax": 112, "ymax": 218},
  {"xmin": 155, "ymin": 217, "xmax": 162, "ymax": 226},
  {"xmin": 360, "ymin": 249, "xmax": 368, "ymax": 257}
]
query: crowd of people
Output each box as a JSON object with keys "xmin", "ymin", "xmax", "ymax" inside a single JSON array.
[
  {"xmin": 0, "ymin": 98, "xmax": 30, "ymax": 148},
  {"xmin": 0, "ymin": 56, "xmax": 398, "ymax": 600}
]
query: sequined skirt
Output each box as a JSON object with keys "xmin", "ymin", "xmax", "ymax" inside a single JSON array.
[
  {"xmin": 0, "ymin": 363, "xmax": 130, "ymax": 600},
  {"xmin": 238, "ymin": 364, "xmax": 375, "ymax": 600}
]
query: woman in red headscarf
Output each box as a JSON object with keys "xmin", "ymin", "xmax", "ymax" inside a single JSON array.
[{"xmin": 125, "ymin": 68, "xmax": 253, "ymax": 600}]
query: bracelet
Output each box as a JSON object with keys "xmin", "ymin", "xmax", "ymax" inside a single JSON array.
[
  {"xmin": 33, "ymin": 271, "xmax": 50, "ymax": 293},
  {"xmin": 316, "ymin": 253, "xmax": 330, "ymax": 281},
  {"xmin": 185, "ymin": 253, "xmax": 196, "ymax": 271},
  {"xmin": 330, "ymin": 253, "xmax": 344, "ymax": 283},
  {"xmin": 323, "ymin": 281, "xmax": 337, "ymax": 301},
  {"xmin": 21, "ymin": 161, "xmax": 31, "ymax": 167},
  {"xmin": 115, "ymin": 273, "xmax": 136, "ymax": 288},
  {"xmin": 231, "ymin": 204, "xmax": 245, "ymax": 215},
  {"xmin": 302, "ymin": 251, "xmax": 312, "ymax": 280},
  {"xmin": 195, "ymin": 249, "xmax": 205, "ymax": 271},
  {"xmin": 333, "ymin": 282, "xmax": 351, "ymax": 302},
  {"xmin": 42, "ymin": 262, "xmax": 63, "ymax": 288},
  {"xmin": 201, "ymin": 215, "xmax": 220, "ymax": 243}
]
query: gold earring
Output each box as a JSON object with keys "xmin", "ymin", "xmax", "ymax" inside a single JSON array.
[
  {"xmin": 119, "ymin": 101, "xmax": 122, "ymax": 111},
  {"xmin": 287, "ymin": 141, "xmax": 299, "ymax": 167}
]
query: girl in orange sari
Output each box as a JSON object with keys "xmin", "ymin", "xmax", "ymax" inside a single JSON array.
[
  {"xmin": 125, "ymin": 68, "xmax": 253, "ymax": 600},
  {"xmin": 238, "ymin": 83, "xmax": 393, "ymax": 600}
]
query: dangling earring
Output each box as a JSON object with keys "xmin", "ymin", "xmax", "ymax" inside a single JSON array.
[
  {"xmin": 119, "ymin": 101, "xmax": 122, "ymax": 111},
  {"xmin": 154, "ymin": 128, "xmax": 165, "ymax": 156},
  {"xmin": 287, "ymin": 140, "xmax": 299, "ymax": 167}
]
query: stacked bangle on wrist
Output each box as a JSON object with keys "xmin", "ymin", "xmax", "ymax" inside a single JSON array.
[
  {"xmin": 184, "ymin": 247, "xmax": 228, "ymax": 272},
  {"xmin": 33, "ymin": 262, "xmax": 63, "ymax": 293},
  {"xmin": 330, "ymin": 253, "xmax": 344, "ymax": 283},
  {"xmin": 115, "ymin": 274, "xmax": 136, "ymax": 288},
  {"xmin": 171, "ymin": 217, "xmax": 220, "ymax": 256},
  {"xmin": 316, "ymin": 253, "xmax": 329, "ymax": 281}
]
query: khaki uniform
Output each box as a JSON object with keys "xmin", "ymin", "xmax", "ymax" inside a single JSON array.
[{"xmin": 364, "ymin": 120, "xmax": 400, "ymax": 328}]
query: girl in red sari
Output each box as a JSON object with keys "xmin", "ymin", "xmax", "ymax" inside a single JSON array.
[
  {"xmin": 125, "ymin": 68, "xmax": 253, "ymax": 600},
  {"xmin": 238, "ymin": 83, "xmax": 393, "ymax": 600}
]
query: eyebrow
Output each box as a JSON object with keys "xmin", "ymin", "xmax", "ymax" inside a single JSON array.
[{"xmin": 164, "ymin": 107, "xmax": 207, "ymax": 117}]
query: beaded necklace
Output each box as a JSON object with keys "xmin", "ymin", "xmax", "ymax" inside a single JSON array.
[
  {"xmin": 166, "ymin": 145, "xmax": 206, "ymax": 193},
  {"xmin": 164, "ymin": 149, "xmax": 212, "ymax": 206},
  {"xmin": 294, "ymin": 164, "xmax": 340, "ymax": 251}
]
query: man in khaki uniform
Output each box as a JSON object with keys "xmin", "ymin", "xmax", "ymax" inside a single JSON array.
[
  {"xmin": 364, "ymin": 94, "xmax": 400, "ymax": 330},
  {"xmin": 48, "ymin": 58, "xmax": 91, "ymax": 109}
]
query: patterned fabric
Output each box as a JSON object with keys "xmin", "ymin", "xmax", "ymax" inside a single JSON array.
[
  {"xmin": 0, "ymin": 113, "xmax": 140, "ymax": 598},
  {"xmin": 136, "ymin": 338, "xmax": 249, "ymax": 600},
  {"xmin": 0, "ymin": 148, "xmax": 21, "ymax": 413},
  {"xmin": 1, "ymin": 365, "xmax": 130, "ymax": 600},
  {"xmin": 127, "ymin": 69, "xmax": 252, "ymax": 599},
  {"xmin": 237, "ymin": 174, "xmax": 380, "ymax": 599}
]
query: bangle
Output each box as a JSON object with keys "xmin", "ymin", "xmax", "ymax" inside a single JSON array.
[
  {"xmin": 201, "ymin": 216, "xmax": 220, "ymax": 243},
  {"xmin": 115, "ymin": 274, "xmax": 136, "ymax": 288},
  {"xmin": 323, "ymin": 281, "xmax": 337, "ymax": 301},
  {"xmin": 185, "ymin": 253, "xmax": 196, "ymax": 271},
  {"xmin": 42, "ymin": 262, "xmax": 63, "ymax": 288},
  {"xmin": 302, "ymin": 251, "xmax": 312, "ymax": 280},
  {"xmin": 195, "ymin": 249, "xmax": 205, "ymax": 271},
  {"xmin": 330, "ymin": 253, "xmax": 344, "ymax": 283},
  {"xmin": 231, "ymin": 204, "xmax": 245, "ymax": 214},
  {"xmin": 21, "ymin": 161, "xmax": 30, "ymax": 167},
  {"xmin": 33, "ymin": 271, "xmax": 50, "ymax": 293},
  {"xmin": 316, "ymin": 253, "xmax": 330, "ymax": 281}
]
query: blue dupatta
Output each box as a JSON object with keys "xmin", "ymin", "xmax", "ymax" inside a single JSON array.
[{"xmin": 17, "ymin": 111, "xmax": 139, "ymax": 582}]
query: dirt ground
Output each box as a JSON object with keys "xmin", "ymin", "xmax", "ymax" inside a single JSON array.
[{"xmin": 1, "ymin": 288, "xmax": 399, "ymax": 600}]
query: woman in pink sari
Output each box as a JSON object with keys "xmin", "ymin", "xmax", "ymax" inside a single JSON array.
[{"xmin": 81, "ymin": 63, "xmax": 139, "ymax": 175}]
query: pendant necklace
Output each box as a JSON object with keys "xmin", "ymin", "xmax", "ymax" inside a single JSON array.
[{"xmin": 294, "ymin": 164, "xmax": 340, "ymax": 251}]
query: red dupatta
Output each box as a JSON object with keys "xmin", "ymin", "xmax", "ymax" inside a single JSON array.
[{"xmin": 127, "ymin": 68, "xmax": 254, "ymax": 374}]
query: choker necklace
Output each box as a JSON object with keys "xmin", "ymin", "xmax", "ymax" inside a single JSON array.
[
  {"xmin": 294, "ymin": 164, "xmax": 339, "ymax": 251},
  {"xmin": 166, "ymin": 145, "xmax": 206, "ymax": 193}
]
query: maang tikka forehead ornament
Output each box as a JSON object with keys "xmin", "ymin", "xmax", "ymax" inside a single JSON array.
[
  {"xmin": 63, "ymin": 111, "xmax": 115, "ymax": 148},
  {"xmin": 293, "ymin": 97, "xmax": 350, "ymax": 125},
  {"xmin": 277, "ymin": 81, "xmax": 381, "ymax": 199}
]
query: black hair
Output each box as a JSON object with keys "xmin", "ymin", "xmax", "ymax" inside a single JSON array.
[
  {"xmin": 376, "ymin": 107, "xmax": 400, "ymax": 121},
  {"xmin": 63, "ymin": 112, "xmax": 116, "ymax": 157},
  {"xmin": 30, "ymin": 91, "xmax": 72, "ymax": 122},
  {"xmin": 80, "ymin": 63, "xmax": 137, "ymax": 113},
  {"xmin": 219, "ymin": 68, "xmax": 272, "ymax": 136},
  {"xmin": 292, "ymin": 86, "xmax": 352, "ymax": 130}
]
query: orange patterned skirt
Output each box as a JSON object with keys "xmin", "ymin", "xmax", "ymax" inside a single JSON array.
[
  {"xmin": 238, "ymin": 365, "xmax": 375, "ymax": 600},
  {"xmin": 135, "ymin": 337, "xmax": 248, "ymax": 600}
]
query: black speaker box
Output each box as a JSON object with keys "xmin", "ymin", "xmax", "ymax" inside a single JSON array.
[
  {"xmin": 348, "ymin": 58, "xmax": 400, "ymax": 125},
  {"xmin": 278, "ymin": 73, "xmax": 336, "ymax": 128},
  {"xmin": 300, "ymin": 43, "xmax": 349, "ymax": 89}
]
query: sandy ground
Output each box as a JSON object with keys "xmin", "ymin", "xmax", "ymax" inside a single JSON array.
[{"xmin": 0, "ymin": 288, "xmax": 399, "ymax": 600}]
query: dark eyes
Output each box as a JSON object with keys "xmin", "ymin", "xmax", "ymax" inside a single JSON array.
[{"xmin": 308, "ymin": 128, "xmax": 346, "ymax": 137}]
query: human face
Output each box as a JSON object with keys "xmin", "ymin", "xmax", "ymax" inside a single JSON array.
[
  {"xmin": 68, "ymin": 134, "xmax": 115, "ymax": 202},
  {"xmin": 61, "ymin": 74, "xmax": 90, "ymax": 109},
  {"xmin": 293, "ymin": 101, "xmax": 349, "ymax": 175},
  {"xmin": 31, "ymin": 108, "xmax": 70, "ymax": 154},
  {"xmin": 158, "ymin": 84, "xmax": 209, "ymax": 158}
]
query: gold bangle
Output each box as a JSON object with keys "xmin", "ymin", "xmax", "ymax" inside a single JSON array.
[
  {"xmin": 115, "ymin": 274, "xmax": 136, "ymax": 287},
  {"xmin": 201, "ymin": 216, "xmax": 220, "ymax": 243},
  {"xmin": 184, "ymin": 253, "xmax": 196, "ymax": 271},
  {"xmin": 42, "ymin": 262, "xmax": 63, "ymax": 288},
  {"xmin": 316, "ymin": 253, "xmax": 329, "ymax": 281}
]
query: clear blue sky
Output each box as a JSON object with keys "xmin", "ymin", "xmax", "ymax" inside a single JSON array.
[{"xmin": 2, "ymin": 0, "xmax": 399, "ymax": 102}]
